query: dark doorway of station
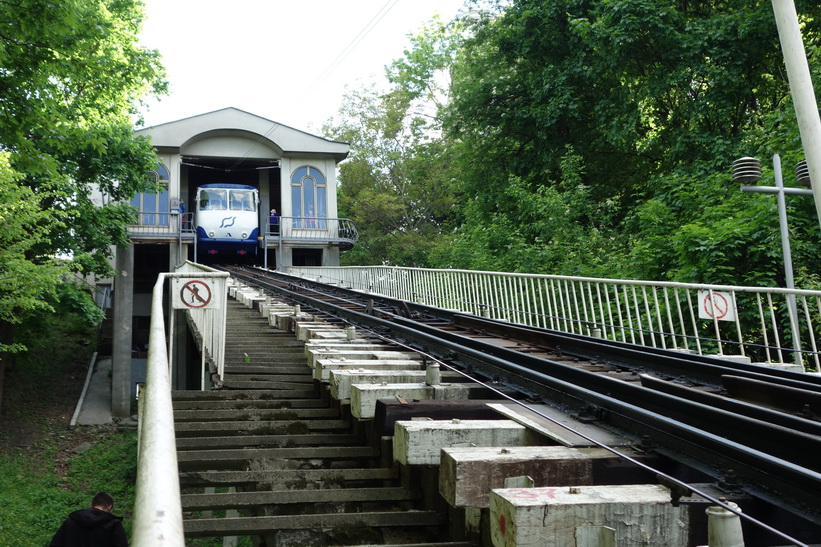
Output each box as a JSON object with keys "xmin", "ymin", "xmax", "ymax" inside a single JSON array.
[{"xmin": 292, "ymin": 248, "xmax": 322, "ymax": 266}]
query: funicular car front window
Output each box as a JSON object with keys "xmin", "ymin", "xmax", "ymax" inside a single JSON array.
[
  {"xmin": 230, "ymin": 190, "xmax": 256, "ymax": 211},
  {"xmin": 200, "ymin": 189, "xmax": 227, "ymax": 210}
]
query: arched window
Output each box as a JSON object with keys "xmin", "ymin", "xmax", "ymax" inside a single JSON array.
[
  {"xmin": 131, "ymin": 164, "xmax": 170, "ymax": 226},
  {"xmin": 291, "ymin": 166, "xmax": 326, "ymax": 228}
]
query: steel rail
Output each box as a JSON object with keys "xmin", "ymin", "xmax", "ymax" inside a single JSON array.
[{"xmin": 227, "ymin": 267, "xmax": 821, "ymax": 540}]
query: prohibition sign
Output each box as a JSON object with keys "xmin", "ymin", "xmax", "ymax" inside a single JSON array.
[
  {"xmin": 180, "ymin": 280, "xmax": 212, "ymax": 308},
  {"xmin": 702, "ymin": 292, "xmax": 729, "ymax": 320}
]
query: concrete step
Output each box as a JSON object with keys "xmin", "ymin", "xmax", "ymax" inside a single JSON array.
[
  {"xmin": 224, "ymin": 366, "xmax": 312, "ymax": 375},
  {"xmin": 181, "ymin": 487, "xmax": 421, "ymax": 511},
  {"xmin": 177, "ymin": 445, "xmax": 379, "ymax": 470},
  {"xmin": 350, "ymin": 544, "xmax": 477, "ymax": 547},
  {"xmin": 175, "ymin": 419, "xmax": 351, "ymax": 437},
  {"xmin": 222, "ymin": 380, "xmax": 315, "ymax": 390},
  {"xmin": 171, "ymin": 389, "xmax": 320, "ymax": 402},
  {"xmin": 179, "ymin": 467, "xmax": 399, "ymax": 488},
  {"xmin": 173, "ymin": 398, "xmax": 329, "ymax": 411},
  {"xmin": 174, "ymin": 407, "xmax": 339, "ymax": 422},
  {"xmin": 176, "ymin": 433, "xmax": 364, "ymax": 450},
  {"xmin": 222, "ymin": 375, "xmax": 315, "ymax": 386},
  {"xmin": 183, "ymin": 510, "xmax": 446, "ymax": 538}
]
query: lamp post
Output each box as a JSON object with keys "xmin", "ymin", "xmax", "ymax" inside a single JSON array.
[
  {"xmin": 733, "ymin": 155, "xmax": 812, "ymax": 365},
  {"xmin": 771, "ymin": 0, "xmax": 821, "ymax": 231}
]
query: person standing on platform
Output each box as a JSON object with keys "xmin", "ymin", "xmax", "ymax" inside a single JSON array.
[
  {"xmin": 49, "ymin": 492, "xmax": 128, "ymax": 547},
  {"xmin": 269, "ymin": 208, "xmax": 280, "ymax": 234},
  {"xmin": 178, "ymin": 199, "xmax": 187, "ymax": 230}
]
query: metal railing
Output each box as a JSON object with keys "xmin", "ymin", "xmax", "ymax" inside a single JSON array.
[
  {"xmin": 128, "ymin": 212, "xmax": 357, "ymax": 243},
  {"xmin": 133, "ymin": 263, "xmax": 228, "ymax": 546},
  {"xmin": 264, "ymin": 216, "xmax": 358, "ymax": 244},
  {"xmin": 173, "ymin": 262, "xmax": 229, "ymax": 387},
  {"xmin": 286, "ymin": 266, "xmax": 821, "ymax": 370},
  {"xmin": 128, "ymin": 212, "xmax": 191, "ymax": 238}
]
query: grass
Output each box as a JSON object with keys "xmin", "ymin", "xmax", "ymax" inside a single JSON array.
[
  {"xmin": 0, "ymin": 307, "xmax": 137, "ymax": 545},
  {"xmin": 0, "ymin": 430, "xmax": 137, "ymax": 545}
]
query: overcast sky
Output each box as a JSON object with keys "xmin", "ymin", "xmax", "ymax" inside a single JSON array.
[{"xmin": 137, "ymin": 0, "xmax": 466, "ymax": 133}]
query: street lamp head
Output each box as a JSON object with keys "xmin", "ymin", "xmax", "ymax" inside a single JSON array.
[
  {"xmin": 795, "ymin": 160, "xmax": 811, "ymax": 188},
  {"xmin": 732, "ymin": 157, "xmax": 762, "ymax": 184}
]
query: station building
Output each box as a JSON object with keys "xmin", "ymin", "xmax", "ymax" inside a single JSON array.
[{"xmin": 103, "ymin": 108, "xmax": 354, "ymax": 416}]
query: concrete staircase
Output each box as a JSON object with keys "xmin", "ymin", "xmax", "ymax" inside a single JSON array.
[{"xmin": 174, "ymin": 298, "xmax": 470, "ymax": 546}]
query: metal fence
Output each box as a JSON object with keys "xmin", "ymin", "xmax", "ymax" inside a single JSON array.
[
  {"xmin": 173, "ymin": 262, "xmax": 229, "ymax": 386},
  {"xmin": 264, "ymin": 216, "xmax": 359, "ymax": 244},
  {"xmin": 286, "ymin": 266, "xmax": 821, "ymax": 370},
  {"xmin": 127, "ymin": 211, "xmax": 358, "ymax": 246}
]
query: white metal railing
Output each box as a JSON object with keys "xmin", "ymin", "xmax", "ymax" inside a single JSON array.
[
  {"xmin": 287, "ymin": 266, "xmax": 821, "ymax": 370},
  {"xmin": 133, "ymin": 263, "xmax": 228, "ymax": 546},
  {"xmin": 264, "ymin": 216, "xmax": 358, "ymax": 243},
  {"xmin": 173, "ymin": 262, "xmax": 229, "ymax": 387}
]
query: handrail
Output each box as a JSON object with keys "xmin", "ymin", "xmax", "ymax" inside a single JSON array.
[
  {"xmin": 132, "ymin": 272, "xmax": 184, "ymax": 546},
  {"xmin": 133, "ymin": 263, "xmax": 228, "ymax": 545},
  {"xmin": 286, "ymin": 265, "xmax": 821, "ymax": 370}
]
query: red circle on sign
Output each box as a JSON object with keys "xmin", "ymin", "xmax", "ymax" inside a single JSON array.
[
  {"xmin": 702, "ymin": 293, "xmax": 729, "ymax": 320},
  {"xmin": 181, "ymin": 280, "xmax": 212, "ymax": 308},
  {"xmin": 499, "ymin": 514, "xmax": 506, "ymax": 534}
]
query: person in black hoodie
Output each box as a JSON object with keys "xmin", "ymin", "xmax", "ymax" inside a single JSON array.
[{"xmin": 50, "ymin": 492, "xmax": 128, "ymax": 546}]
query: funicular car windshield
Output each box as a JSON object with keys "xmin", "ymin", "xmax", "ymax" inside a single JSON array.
[
  {"xmin": 199, "ymin": 189, "xmax": 227, "ymax": 210},
  {"xmin": 230, "ymin": 189, "xmax": 256, "ymax": 212}
]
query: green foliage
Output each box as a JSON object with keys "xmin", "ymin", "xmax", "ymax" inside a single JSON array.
[
  {"xmin": 0, "ymin": 0, "xmax": 165, "ymax": 400},
  {"xmin": 436, "ymin": 0, "xmax": 821, "ymax": 283},
  {"xmin": 0, "ymin": 0, "xmax": 166, "ymax": 279},
  {"xmin": 326, "ymin": 18, "xmax": 462, "ymax": 267},
  {"xmin": 327, "ymin": 0, "xmax": 821, "ymax": 291}
]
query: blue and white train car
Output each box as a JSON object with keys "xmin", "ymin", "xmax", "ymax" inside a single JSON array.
[{"xmin": 195, "ymin": 183, "xmax": 260, "ymax": 256}]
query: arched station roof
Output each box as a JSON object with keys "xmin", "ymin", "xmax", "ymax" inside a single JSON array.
[{"xmin": 135, "ymin": 107, "xmax": 350, "ymax": 162}]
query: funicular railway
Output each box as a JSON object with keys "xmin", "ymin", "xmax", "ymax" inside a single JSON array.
[{"xmin": 132, "ymin": 263, "xmax": 821, "ymax": 546}]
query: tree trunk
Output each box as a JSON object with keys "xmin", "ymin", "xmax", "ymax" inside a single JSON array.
[{"xmin": 0, "ymin": 320, "xmax": 16, "ymax": 415}]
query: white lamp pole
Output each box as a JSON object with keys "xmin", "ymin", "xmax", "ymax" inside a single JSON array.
[
  {"xmin": 771, "ymin": 0, "xmax": 821, "ymax": 231},
  {"xmin": 738, "ymin": 154, "xmax": 811, "ymax": 365}
]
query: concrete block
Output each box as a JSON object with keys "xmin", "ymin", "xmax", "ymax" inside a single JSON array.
[
  {"xmin": 293, "ymin": 322, "xmax": 334, "ymax": 341},
  {"xmin": 266, "ymin": 307, "xmax": 296, "ymax": 327},
  {"xmin": 271, "ymin": 311, "xmax": 305, "ymax": 330},
  {"xmin": 490, "ymin": 484, "xmax": 688, "ymax": 547},
  {"xmin": 315, "ymin": 359, "xmax": 423, "ymax": 381},
  {"xmin": 305, "ymin": 345, "xmax": 399, "ymax": 368},
  {"xmin": 440, "ymin": 446, "xmax": 597, "ymax": 508},
  {"xmin": 393, "ymin": 419, "xmax": 530, "ymax": 466},
  {"xmin": 753, "ymin": 362, "xmax": 805, "ymax": 373},
  {"xmin": 352, "ymin": 384, "xmax": 481, "ymax": 420},
  {"xmin": 308, "ymin": 330, "xmax": 351, "ymax": 341},
  {"xmin": 330, "ymin": 370, "xmax": 428, "ymax": 400},
  {"xmin": 329, "ymin": 369, "xmax": 465, "ymax": 400},
  {"xmin": 716, "ymin": 354, "xmax": 752, "ymax": 364},
  {"xmin": 235, "ymin": 288, "xmax": 265, "ymax": 308}
]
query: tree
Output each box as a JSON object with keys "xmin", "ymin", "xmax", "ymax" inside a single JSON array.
[
  {"xmin": 441, "ymin": 0, "xmax": 821, "ymax": 282},
  {"xmin": 325, "ymin": 18, "xmax": 461, "ymax": 266},
  {"xmin": 0, "ymin": 0, "xmax": 167, "ymax": 410}
]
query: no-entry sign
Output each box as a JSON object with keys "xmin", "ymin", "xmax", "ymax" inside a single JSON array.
[
  {"xmin": 172, "ymin": 278, "xmax": 221, "ymax": 309},
  {"xmin": 697, "ymin": 290, "xmax": 735, "ymax": 322}
]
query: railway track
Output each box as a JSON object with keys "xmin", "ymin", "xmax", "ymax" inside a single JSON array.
[{"xmin": 221, "ymin": 264, "xmax": 821, "ymax": 544}]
